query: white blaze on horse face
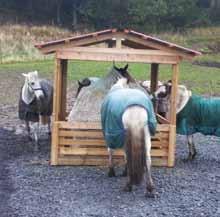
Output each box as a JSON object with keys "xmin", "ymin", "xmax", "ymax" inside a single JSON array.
[
  {"xmin": 22, "ymin": 71, "xmax": 44, "ymax": 104},
  {"xmin": 111, "ymin": 78, "xmax": 128, "ymax": 90},
  {"xmin": 154, "ymin": 85, "xmax": 166, "ymax": 98},
  {"xmin": 27, "ymin": 71, "xmax": 44, "ymax": 100}
]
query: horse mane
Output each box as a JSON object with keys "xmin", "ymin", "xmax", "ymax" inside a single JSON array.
[
  {"xmin": 176, "ymin": 85, "xmax": 192, "ymax": 114},
  {"xmin": 126, "ymin": 125, "xmax": 146, "ymax": 185}
]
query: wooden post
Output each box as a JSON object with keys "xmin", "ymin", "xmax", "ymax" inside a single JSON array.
[
  {"xmin": 168, "ymin": 63, "xmax": 179, "ymax": 167},
  {"xmin": 51, "ymin": 122, "xmax": 59, "ymax": 165},
  {"xmin": 51, "ymin": 57, "xmax": 67, "ymax": 165},
  {"xmin": 170, "ymin": 64, "xmax": 179, "ymax": 125},
  {"xmin": 150, "ymin": 63, "xmax": 159, "ymax": 93},
  {"xmin": 60, "ymin": 59, "xmax": 68, "ymax": 121},
  {"xmin": 52, "ymin": 58, "xmax": 68, "ymax": 122},
  {"xmin": 150, "ymin": 63, "xmax": 159, "ymax": 112},
  {"xmin": 52, "ymin": 58, "xmax": 61, "ymax": 122},
  {"xmin": 51, "ymin": 57, "xmax": 62, "ymax": 165},
  {"xmin": 116, "ymin": 38, "xmax": 122, "ymax": 48}
]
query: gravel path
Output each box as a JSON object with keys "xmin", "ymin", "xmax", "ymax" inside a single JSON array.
[{"xmin": 0, "ymin": 71, "xmax": 220, "ymax": 217}]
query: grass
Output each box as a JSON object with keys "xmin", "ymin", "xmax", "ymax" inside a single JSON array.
[
  {"xmin": 1, "ymin": 58, "xmax": 220, "ymax": 95},
  {"xmin": 0, "ymin": 24, "xmax": 220, "ymax": 95}
]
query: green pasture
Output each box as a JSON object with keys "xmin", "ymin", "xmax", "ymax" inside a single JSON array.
[{"xmin": 0, "ymin": 57, "xmax": 220, "ymax": 95}]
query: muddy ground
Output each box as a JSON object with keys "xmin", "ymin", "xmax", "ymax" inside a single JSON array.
[{"xmin": 0, "ymin": 71, "xmax": 220, "ymax": 217}]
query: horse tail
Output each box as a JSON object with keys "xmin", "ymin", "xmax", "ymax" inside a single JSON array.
[{"xmin": 126, "ymin": 125, "xmax": 146, "ymax": 185}]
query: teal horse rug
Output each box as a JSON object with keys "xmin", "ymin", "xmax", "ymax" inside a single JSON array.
[
  {"xmin": 177, "ymin": 95, "xmax": 220, "ymax": 136},
  {"xmin": 101, "ymin": 88, "xmax": 157, "ymax": 149}
]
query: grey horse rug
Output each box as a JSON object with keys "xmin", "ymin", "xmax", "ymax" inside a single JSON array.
[
  {"xmin": 18, "ymin": 80, "xmax": 53, "ymax": 122},
  {"xmin": 177, "ymin": 94, "xmax": 220, "ymax": 136},
  {"xmin": 101, "ymin": 87, "xmax": 157, "ymax": 149}
]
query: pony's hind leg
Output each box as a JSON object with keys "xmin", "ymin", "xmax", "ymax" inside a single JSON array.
[
  {"xmin": 187, "ymin": 135, "xmax": 197, "ymax": 160},
  {"xmin": 144, "ymin": 127, "xmax": 155, "ymax": 196},
  {"xmin": 108, "ymin": 148, "xmax": 116, "ymax": 177},
  {"xmin": 121, "ymin": 152, "xmax": 127, "ymax": 177}
]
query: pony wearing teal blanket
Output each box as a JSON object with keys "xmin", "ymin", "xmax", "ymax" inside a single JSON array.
[
  {"xmin": 155, "ymin": 80, "xmax": 220, "ymax": 160},
  {"xmin": 101, "ymin": 78, "xmax": 157, "ymax": 196}
]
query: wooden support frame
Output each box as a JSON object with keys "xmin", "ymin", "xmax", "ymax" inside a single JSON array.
[
  {"xmin": 50, "ymin": 47, "xmax": 181, "ymax": 168},
  {"xmin": 167, "ymin": 64, "xmax": 179, "ymax": 167},
  {"xmin": 56, "ymin": 47, "xmax": 180, "ymax": 64}
]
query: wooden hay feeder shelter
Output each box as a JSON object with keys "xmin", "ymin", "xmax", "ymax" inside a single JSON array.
[{"xmin": 35, "ymin": 29, "xmax": 201, "ymax": 167}]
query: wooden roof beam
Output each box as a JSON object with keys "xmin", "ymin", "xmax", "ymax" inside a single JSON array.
[
  {"xmin": 56, "ymin": 47, "xmax": 180, "ymax": 64},
  {"xmin": 124, "ymin": 34, "xmax": 193, "ymax": 60}
]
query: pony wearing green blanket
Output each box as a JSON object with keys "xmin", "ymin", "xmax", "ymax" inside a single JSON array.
[
  {"xmin": 154, "ymin": 80, "xmax": 220, "ymax": 160},
  {"xmin": 101, "ymin": 78, "xmax": 157, "ymax": 197}
]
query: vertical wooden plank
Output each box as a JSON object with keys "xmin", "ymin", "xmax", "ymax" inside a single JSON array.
[
  {"xmin": 51, "ymin": 121, "xmax": 59, "ymax": 165},
  {"xmin": 150, "ymin": 63, "xmax": 159, "ymax": 112},
  {"xmin": 150, "ymin": 63, "xmax": 159, "ymax": 92},
  {"xmin": 60, "ymin": 59, "xmax": 68, "ymax": 120},
  {"xmin": 170, "ymin": 64, "xmax": 179, "ymax": 124},
  {"xmin": 168, "ymin": 125, "xmax": 176, "ymax": 167},
  {"xmin": 167, "ymin": 63, "xmax": 179, "ymax": 167},
  {"xmin": 116, "ymin": 38, "xmax": 122, "ymax": 48},
  {"xmin": 53, "ymin": 57, "xmax": 61, "ymax": 122}
]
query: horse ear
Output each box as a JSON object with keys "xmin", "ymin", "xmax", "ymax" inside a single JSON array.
[
  {"xmin": 113, "ymin": 60, "xmax": 116, "ymax": 67},
  {"xmin": 124, "ymin": 64, "xmax": 128, "ymax": 71},
  {"xmin": 113, "ymin": 63, "xmax": 120, "ymax": 71},
  {"xmin": 167, "ymin": 80, "xmax": 172, "ymax": 85},
  {"xmin": 78, "ymin": 80, "xmax": 82, "ymax": 86},
  {"xmin": 22, "ymin": 73, "xmax": 28, "ymax": 77}
]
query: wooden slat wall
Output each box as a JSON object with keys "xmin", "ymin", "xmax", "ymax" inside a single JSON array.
[{"xmin": 50, "ymin": 121, "xmax": 171, "ymax": 167}]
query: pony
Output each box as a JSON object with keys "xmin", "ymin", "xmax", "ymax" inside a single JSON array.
[
  {"xmin": 101, "ymin": 78, "xmax": 157, "ymax": 196},
  {"xmin": 18, "ymin": 71, "xmax": 53, "ymax": 154},
  {"xmin": 154, "ymin": 80, "xmax": 220, "ymax": 160}
]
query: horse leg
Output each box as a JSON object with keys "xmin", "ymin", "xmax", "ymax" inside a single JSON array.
[
  {"xmin": 48, "ymin": 116, "xmax": 51, "ymax": 136},
  {"xmin": 123, "ymin": 152, "xmax": 132, "ymax": 192},
  {"xmin": 144, "ymin": 128, "xmax": 155, "ymax": 197},
  {"xmin": 33, "ymin": 122, "xmax": 40, "ymax": 154},
  {"xmin": 187, "ymin": 135, "xmax": 197, "ymax": 160},
  {"xmin": 25, "ymin": 121, "xmax": 32, "ymax": 141},
  {"xmin": 121, "ymin": 152, "xmax": 127, "ymax": 177},
  {"xmin": 123, "ymin": 170, "xmax": 132, "ymax": 192},
  {"xmin": 108, "ymin": 148, "xmax": 116, "ymax": 177}
]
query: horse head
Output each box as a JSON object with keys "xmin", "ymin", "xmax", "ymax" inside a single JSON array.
[
  {"xmin": 76, "ymin": 78, "xmax": 91, "ymax": 98},
  {"xmin": 113, "ymin": 63, "xmax": 135, "ymax": 83},
  {"xmin": 154, "ymin": 80, "xmax": 192, "ymax": 117},
  {"xmin": 22, "ymin": 71, "xmax": 44, "ymax": 104}
]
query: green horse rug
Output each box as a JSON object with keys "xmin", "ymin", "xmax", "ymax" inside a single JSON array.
[
  {"xmin": 101, "ymin": 87, "xmax": 157, "ymax": 149},
  {"xmin": 177, "ymin": 94, "xmax": 220, "ymax": 136}
]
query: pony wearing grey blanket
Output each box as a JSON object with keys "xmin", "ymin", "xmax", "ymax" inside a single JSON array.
[{"xmin": 18, "ymin": 71, "xmax": 53, "ymax": 153}]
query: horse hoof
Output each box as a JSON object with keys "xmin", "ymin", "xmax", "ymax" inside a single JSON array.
[
  {"xmin": 123, "ymin": 184, "xmax": 132, "ymax": 192},
  {"xmin": 108, "ymin": 168, "xmax": 116, "ymax": 177},
  {"xmin": 185, "ymin": 153, "xmax": 196, "ymax": 161},
  {"xmin": 145, "ymin": 191, "xmax": 158, "ymax": 198},
  {"xmin": 120, "ymin": 169, "xmax": 127, "ymax": 177},
  {"xmin": 28, "ymin": 136, "xmax": 33, "ymax": 141}
]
